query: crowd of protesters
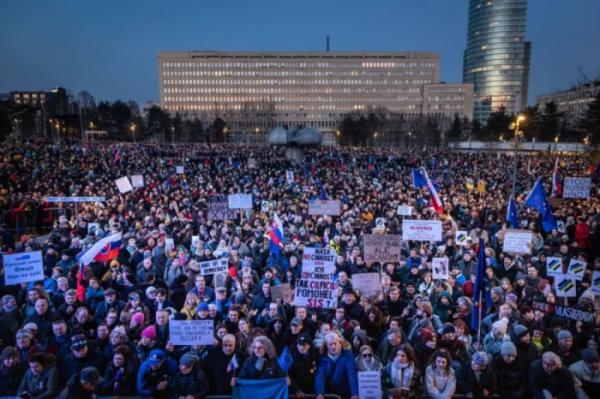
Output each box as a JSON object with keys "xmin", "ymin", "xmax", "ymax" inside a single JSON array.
[{"xmin": 0, "ymin": 139, "xmax": 599, "ymax": 399}]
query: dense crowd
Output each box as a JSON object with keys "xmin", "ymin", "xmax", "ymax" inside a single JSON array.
[{"xmin": 0, "ymin": 140, "xmax": 599, "ymax": 399}]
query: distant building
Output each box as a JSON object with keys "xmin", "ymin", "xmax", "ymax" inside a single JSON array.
[
  {"xmin": 463, "ymin": 0, "xmax": 531, "ymax": 125},
  {"xmin": 158, "ymin": 51, "xmax": 473, "ymax": 144},
  {"xmin": 536, "ymin": 81, "xmax": 600, "ymax": 128}
]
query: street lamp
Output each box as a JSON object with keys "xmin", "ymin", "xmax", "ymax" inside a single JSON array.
[
  {"xmin": 130, "ymin": 123, "xmax": 136, "ymax": 143},
  {"xmin": 408, "ymin": 131, "xmax": 412, "ymax": 149},
  {"xmin": 171, "ymin": 126, "xmax": 175, "ymax": 145},
  {"xmin": 509, "ymin": 114, "xmax": 526, "ymax": 196}
]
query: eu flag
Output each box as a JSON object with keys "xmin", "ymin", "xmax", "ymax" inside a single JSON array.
[
  {"xmin": 277, "ymin": 345, "xmax": 293, "ymax": 372},
  {"xmin": 412, "ymin": 168, "xmax": 427, "ymax": 189},
  {"xmin": 524, "ymin": 178, "xmax": 557, "ymax": 232},
  {"xmin": 506, "ymin": 195, "xmax": 519, "ymax": 228},
  {"xmin": 471, "ymin": 238, "xmax": 492, "ymax": 332}
]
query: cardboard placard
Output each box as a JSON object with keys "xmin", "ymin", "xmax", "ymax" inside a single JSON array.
[
  {"xmin": 115, "ymin": 176, "xmax": 133, "ymax": 194},
  {"xmin": 432, "ymin": 257, "xmax": 450, "ymax": 280},
  {"xmin": 546, "ymin": 257, "xmax": 563, "ymax": 276},
  {"xmin": 402, "ymin": 220, "xmax": 442, "ymax": 242},
  {"xmin": 308, "ymin": 200, "xmax": 341, "ymax": 216},
  {"xmin": 286, "ymin": 170, "xmax": 294, "ymax": 184},
  {"xmin": 199, "ymin": 258, "xmax": 229, "ymax": 276},
  {"xmin": 228, "ymin": 194, "xmax": 253, "ymax": 209},
  {"xmin": 555, "ymin": 275, "xmax": 576, "ymax": 297},
  {"xmin": 502, "ymin": 229, "xmax": 533, "ymax": 254},
  {"xmin": 294, "ymin": 247, "xmax": 337, "ymax": 309},
  {"xmin": 270, "ymin": 283, "xmax": 292, "ymax": 301},
  {"xmin": 176, "ymin": 165, "xmax": 184, "ymax": 174},
  {"xmin": 592, "ymin": 271, "xmax": 600, "ymax": 295},
  {"xmin": 396, "ymin": 205, "xmax": 412, "ymax": 216},
  {"xmin": 208, "ymin": 195, "xmax": 235, "ymax": 221},
  {"xmin": 169, "ymin": 320, "xmax": 214, "ymax": 346},
  {"xmin": 131, "ymin": 175, "xmax": 144, "ymax": 188},
  {"xmin": 3, "ymin": 251, "xmax": 44, "ymax": 286},
  {"xmin": 358, "ymin": 371, "xmax": 382, "ymax": 399},
  {"xmin": 352, "ymin": 273, "xmax": 382, "ymax": 297},
  {"xmin": 363, "ymin": 234, "xmax": 401, "ymax": 263},
  {"xmin": 455, "ymin": 230, "xmax": 469, "ymax": 246},
  {"xmin": 567, "ymin": 259, "xmax": 587, "ymax": 281},
  {"xmin": 563, "ymin": 177, "xmax": 591, "ymax": 199}
]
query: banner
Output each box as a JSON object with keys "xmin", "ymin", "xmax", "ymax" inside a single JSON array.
[
  {"xmin": 45, "ymin": 196, "xmax": 105, "ymax": 203},
  {"xmin": 432, "ymin": 257, "xmax": 450, "ymax": 280},
  {"xmin": 363, "ymin": 234, "xmax": 401, "ymax": 263},
  {"xmin": 169, "ymin": 320, "xmax": 214, "ymax": 346},
  {"xmin": 294, "ymin": 247, "xmax": 337, "ymax": 309},
  {"xmin": 352, "ymin": 273, "xmax": 381, "ymax": 297},
  {"xmin": 228, "ymin": 194, "xmax": 253, "ymax": 209},
  {"xmin": 502, "ymin": 229, "xmax": 533, "ymax": 254},
  {"xmin": 563, "ymin": 177, "xmax": 591, "ymax": 199},
  {"xmin": 532, "ymin": 300, "xmax": 595, "ymax": 325},
  {"xmin": 396, "ymin": 205, "xmax": 412, "ymax": 216},
  {"xmin": 131, "ymin": 175, "xmax": 144, "ymax": 188},
  {"xmin": 555, "ymin": 275, "xmax": 576, "ymax": 297},
  {"xmin": 402, "ymin": 220, "xmax": 442, "ymax": 242},
  {"xmin": 208, "ymin": 195, "xmax": 235, "ymax": 221},
  {"xmin": 3, "ymin": 251, "xmax": 44, "ymax": 286},
  {"xmin": 199, "ymin": 258, "xmax": 229, "ymax": 276},
  {"xmin": 115, "ymin": 176, "xmax": 133, "ymax": 194},
  {"xmin": 270, "ymin": 283, "xmax": 292, "ymax": 301},
  {"xmin": 233, "ymin": 378, "xmax": 288, "ymax": 399},
  {"xmin": 568, "ymin": 259, "xmax": 587, "ymax": 281},
  {"xmin": 546, "ymin": 257, "xmax": 563, "ymax": 276},
  {"xmin": 308, "ymin": 200, "xmax": 341, "ymax": 216},
  {"xmin": 455, "ymin": 230, "xmax": 469, "ymax": 246},
  {"xmin": 358, "ymin": 371, "xmax": 382, "ymax": 399}
]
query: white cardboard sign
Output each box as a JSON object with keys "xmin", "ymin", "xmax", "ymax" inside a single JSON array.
[
  {"xmin": 402, "ymin": 220, "xmax": 442, "ymax": 242},
  {"xmin": 294, "ymin": 247, "xmax": 337, "ymax": 309},
  {"xmin": 563, "ymin": 177, "xmax": 591, "ymax": 199},
  {"xmin": 455, "ymin": 230, "xmax": 469, "ymax": 246},
  {"xmin": 176, "ymin": 166, "xmax": 184, "ymax": 174},
  {"xmin": 358, "ymin": 370, "xmax": 382, "ymax": 399},
  {"xmin": 115, "ymin": 176, "xmax": 133, "ymax": 194},
  {"xmin": 3, "ymin": 251, "xmax": 44, "ymax": 286},
  {"xmin": 432, "ymin": 257, "xmax": 450, "ymax": 280},
  {"xmin": 555, "ymin": 275, "xmax": 576, "ymax": 298},
  {"xmin": 546, "ymin": 257, "xmax": 563, "ymax": 276},
  {"xmin": 131, "ymin": 175, "xmax": 144, "ymax": 188},
  {"xmin": 286, "ymin": 170, "xmax": 295, "ymax": 184},
  {"xmin": 502, "ymin": 229, "xmax": 532, "ymax": 254},
  {"xmin": 352, "ymin": 273, "xmax": 381, "ymax": 297},
  {"xmin": 228, "ymin": 194, "xmax": 253, "ymax": 209},
  {"xmin": 199, "ymin": 257, "xmax": 229, "ymax": 276},
  {"xmin": 396, "ymin": 205, "xmax": 412, "ymax": 216},
  {"xmin": 169, "ymin": 320, "xmax": 214, "ymax": 346},
  {"xmin": 308, "ymin": 200, "xmax": 341, "ymax": 216},
  {"xmin": 568, "ymin": 259, "xmax": 587, "ymax": 281}
]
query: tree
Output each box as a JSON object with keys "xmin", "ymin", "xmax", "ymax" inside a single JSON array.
[
  {"xmin": 522, "ymin": 105, "xmax": 542, "ymax": 140},
  {"xmin": 485, "ymin": 106, "xmax": 512, "ymax": 141},
  {"xmin": 145, "ymin": 105, "xmax": 171, "ymax": 141},
  {"xmin": 539, "ymin": 101, "xmax": 563, "ymax": 141},
  {"xmin": 446, "ymin": 113, "xmax": 462, "ymax": 141},
  {"xmin": 578, "ymin": 92, "xmax": 600, "ymax": 145},
  {"xmin": 78, "ymin": 91, "xmax": 96, "ymax": 111},
  {"xmin": 209, "ymin": 117, "xmax": 226, "ymax": 143}
]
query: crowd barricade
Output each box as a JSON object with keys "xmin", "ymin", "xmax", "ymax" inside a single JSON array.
[{"xmin": 1, "ymin": 207, "xmax": 65, "ymax": 236}]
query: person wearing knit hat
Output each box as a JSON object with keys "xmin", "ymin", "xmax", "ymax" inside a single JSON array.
[
  {"xmin": 420, "ymin": 327, "xmax": 436, "ymax": 346},
  {"xmin": 458, "ymin": 351, "xmax": 496, "ymax": 397},
  {"xmin": 492, "ymin": 339, "xmax": 529, "ymax": 399},
  {"xmin": 131, "ymin": 312, "xmax": 145, "ymax": 326},
  {"xmin": 500, "ymin": 341, "xmax": 517, "ymax": 358},
  {"xmin": 543, "ymin": 329, "xmax": 582, "ymax": 367},
  {"xmin": 483, "ymin": 318, "xmax": 509, "ymax": 357},
  {"xmin": 567, "ymin": 348, "xmax": 600, "ymax": 399},
  {"xmin": 140, "ymin": 325, "xmax": 157, "ymax": 341},
  {"xmin": 179, "ymin": 353, "xmax": 200, "ymax": 367},
  {"xmin": 170, "ymin": 352, "xmax": 209, "ymax": 398}
]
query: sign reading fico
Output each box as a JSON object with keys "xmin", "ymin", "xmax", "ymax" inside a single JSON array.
[{"xmin": 402, "ymin": 220, "xmax": 442, "ymax": 242}]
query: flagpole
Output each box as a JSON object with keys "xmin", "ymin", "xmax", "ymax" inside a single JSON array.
[{"xmin": 477, "ymin": 290, "xmax": 483, "ymax": 346}]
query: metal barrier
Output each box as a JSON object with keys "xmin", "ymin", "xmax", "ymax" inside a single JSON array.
[{"xmin": 1, "ymin": 207, "xmax": 65, "ymax": 236}]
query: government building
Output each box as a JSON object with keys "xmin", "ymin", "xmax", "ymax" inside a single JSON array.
[
  {"xmin": 537, "ymin": 81, "xmax": 600, "ymax": 129},
  {"xmin": 158, "ymin": 51, "xmax": 473, "ymax": 144}
]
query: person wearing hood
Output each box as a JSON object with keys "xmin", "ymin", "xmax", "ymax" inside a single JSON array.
[
  {"xmin": 483, "ymin": 318, "xmax": 509, "ymax": 357},
  {"xmin": 0, "ymin": 346, "xmax": 24, "ymax": 396},
  {"xmin": 491, "ymin": 341, "xmax": 528, "ymax": 399},
  {"xmin": 355, "ymin": 344, "xmax": 382, "ymax": 372},
  {"xmin": 457, "ymin": 351, "xmax": 498, "ymax": 398},
  {"xmin": 569, "ymin": 348, "xmax": 600, "ymax": 399},
  {"xmin": 382, "ymin": 344, "xmax": 421, "ymax": 398},
  {"xmin": 18, "ymin": 352, "xmax": 60, "ymax": 399},
  {"xmin": 433, "ymin": 291, "xmax": 454, "ymax": 324},
  {"xmin": 100, "ymin": 345, "xmax": 136, "ymax": 396}
]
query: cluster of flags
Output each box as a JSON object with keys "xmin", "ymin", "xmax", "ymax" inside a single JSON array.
[
  {"xmin": 76, "ymin": 232, "xmax": 122, "ymax": 301},
  {"xmin": 412, "ymin": 168, "xmax": 444, "ymax": 214}
]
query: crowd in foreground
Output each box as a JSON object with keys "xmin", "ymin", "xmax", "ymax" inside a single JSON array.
[{"xmin": 0, "ymin": 140, "xmax": 599, "ymax": 399}]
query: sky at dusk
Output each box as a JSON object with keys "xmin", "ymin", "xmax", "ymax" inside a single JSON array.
[{"xmin": 1, "ymin": 0, "xmax": 599, "ymax": 106}]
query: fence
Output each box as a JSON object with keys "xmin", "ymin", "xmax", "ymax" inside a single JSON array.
[{"xmin": 1, "ymin": 207, "xmax": 66, "ymax": 237}]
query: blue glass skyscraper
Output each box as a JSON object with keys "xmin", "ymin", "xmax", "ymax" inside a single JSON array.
[{"xmin": 463, "ymin": 0, "xmax": 531, "ymax": 125}]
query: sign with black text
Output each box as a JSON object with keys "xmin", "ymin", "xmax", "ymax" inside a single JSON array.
[{"xmin": 294, "ymin": 247, "xmax": 337, "ymax": 309}]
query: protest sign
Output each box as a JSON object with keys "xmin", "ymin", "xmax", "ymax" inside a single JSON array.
[
  {"xmin": 546, "ymin": 257, "xmax": 563, "ymax": 276},
  {"xmin": 115, "ymin": 177, "xmax": 133, "ymax": 194},
  {"xmin": 352, "ymin": 273, "xmax": 381, "ymax": 297},
  {"xmin": 294, "ymin": 247, "xmax": 337, "ymax": 309},
  {"xmin": 199, "ymin": 257, "xmax": 229, "ymax": 276},
  {"xmin": 169, "ymin": 320, "xmax": 214, "ymax": 346},
  {"xmin": 228, "ymin": 194, "xmax": 253, "ymax": 209},
  {"xmin": 308, "ymin": 200, "xmax": 341, "ymax": 216},
  {"xmin": 286, "ymin": 170, "xmax": 294, "ymax": 184},
  {"xmin": 555, "ymin": 275, "xmax": 576, "ymax": 298},
  {"xmin": 270, "ymin": 283, "xmax": 292, "ymax": 301},
  {"xmin": 502, "ymin": 229, "xmax": 533, "ymax": 254},
  {"xmin": 557, "ymin": 220, "xmax": 566, "ymax": 233},
  {"xmin": 432, "ymin": 257, "xmax": 450, "ymax": 280},
  {"xmin": 3, "ymin": 251, "xmax": 44, "ymax": 286},
  {"xmin": 592, "ymin": 271, "xmax": 600, "ymax": 295},
  {"xmin": 531, "ymin": 300, "xmax": 595, "ymax": 325},
  {"xmin": 247, "ymin": 158, "xmax": 256, "ymax": 168},
  {"xmin": 455, "ymin": 230, "xmax": 469, "ymax": 246},
  {"xmin": 568, "ymin": 259, "xmax": 587, "ymax": 281},
  {"xmin": 87, "ymin": 223, "xmax": 100, "ymax": 235},
  {"xmin": 208, "ymin": 195, "xmax": 235, "ymax": 221},
  {"xmin": 261, "ymin": 200, "xmax": 270, "ymax": 213},
  {"xmin": 131, "ymin": 175, "xmax": 144, "ymax": 188},
  {"xmin": 358, "ymin": 371, "xmax": 382, "ymax": 399},
  {"xmin": 45, "ymin": 196, "xmax": 105, "ymax": 203},
  {"xmin": 176, "ymin": 165, "xmax": 184, "ymax": 174},
  {"xmin": 165, "ymin": 238, "xmax": 175, "ymax": 252},
  {"xmin": 402, "ymin": 220, "xmax": 442, "ymax": 242},
  {"xmin": 396, "ymin": 205, "xmax": 412, "ymax": 216},
  {"xmin": 563, "ymin": 177, "xmax": 591, "ymax": 199},
  {"xmin": 191, "ymin": 236, "xmax": 200, "ymax": 253},
  {"xmin": 363, "ymin": 234, "xmax": 401, "ymax": 263}
]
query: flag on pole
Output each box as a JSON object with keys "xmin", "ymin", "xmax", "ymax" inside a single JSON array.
[
  {"xmin": 551, "ymin": 158, "xmax": 561, "ymax": 197},
  {"xmin": 227, "ymin": 354, "xmax": 239, "ymax": 373},
  {"xmin": 412, "ymin": 168, "xmax": 427, "ymax": 189},
  {"xmin": 268, "ymin": 213, "xmax": 284, "ymax": 257},
  {"xmin": 422, "ymin": 168, "xmax": 444, "ymax": 214},
  {"xmin": 77, "ymin": 232, "xmax": 122, "ymax": 266},
  {"xmin": 471, "ymin": 238, "xmax": 492, "ymax": 332},
  {"xmin": 506, "ymin": 195, "xmax": 519, "ymax": 228},
  {"xmin": 524, "ymin": 178, "xmax": 557, "ymax": 232}
]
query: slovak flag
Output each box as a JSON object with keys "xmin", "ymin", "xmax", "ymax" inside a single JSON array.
[
  {"xmin": 268, "ymin": 213, "xmax": 284, "ymax": 256},
  {"xmin": 77, "ymin": 232, "xmax": 122, "ymax": 266},
  {"xmin": 422, "ymin": 168, "xmax": 444, "ymax": 214},
  {"xmin": 552, "ymin": 158, "xmax": 562, "ymax": 197}
]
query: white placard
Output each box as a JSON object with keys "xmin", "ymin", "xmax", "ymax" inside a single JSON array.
[
  {"xmin": 308, "ymin": 200, "xmax": 341, "ymax": 216},
  {"xmin": 352, "ymin": 273, "xmax": 381, "ymax": 297},
  {"xmin": 169, "ymin": 320, "xmax": 214, "ymax": 346},
  {"xmin": 546, "ymin": 257, "xmax": 563, "ymax": 276},
  {"xmin": 568, "ymin": 259, "xmax": 587, "ymax": 281},
  {"xmin": 592, "ymin": 271, "xmax": 600, "ymax": 295},
  {"xmin": 502, "ymin": 229, "xmax": 533, "ymax": 254},
  {"xmin": 3, "ymin": 251, "xmax": 44, "ymax": 286},
  {"xmin": 286, "ymin": 170, "xmax": 295, "ymax": 184},
  {"xmin": 555, "ymin": 275, "xmax": 576, "ymax": 298},
  {"xmin": 247, "ymin": 158, "xmax": 256, "ymax": 168},
  {"xmin": 131, "ymin": 175, "xmax": 144, "ymax": 188},
  {"xmin": 191, "ymin": 236, "xmax": 200, "ymax": 252},
  {"xmin": 294, "ymin": 247, "xmax": 337, "ymax": 309},
  {"xmin": 402, "ymin": 220, "xmax": 442, "ymax": 242},
  {"xmin": 557, "ymin": 220, "xmax": 566, "ymax": 233},
  {"xmin": 261, "ymin": 200, "xmax": 270, "ymax": 213},
  {"xmin": 115, "ymin": 176, "xmax": 133, "ymax": 194},
  {"xmin": 363, "ymin": 234, "xmax": 401, "ymax": 263},
  {"xmin": 563, "ymin": 177, "xmax": 591, "ymax": 199},
  {"xmin": 228, "ymin": 194, "xmax": 253, "ymax": 209},
  {"xmin": 396, "ymin": 205, "xmax": 412, "ymax": 216},
  {"xmin": 199, "ymin": 257, "xmax": 229, "ymax": 276},
  {"xmin": 176, "ymin": 166, "xmax": 184, "ymax": 174},
  {"xmin": 455, "ymin": 230, "xmax": 469, "ymax": 246},
  {"xmin": 432, "ymin": 257, "xmax": 450, "ymax": 280},
  {"xmin": 165, "ymin": 238, "xmax": 175, "ymax": 252},
  {"xmin": 45, "ymin": 196, "xmax": 105, "ymax": 203},
  {"xmin": 358, "ymin": 371, "xmax": 382, "ymax": 399}
]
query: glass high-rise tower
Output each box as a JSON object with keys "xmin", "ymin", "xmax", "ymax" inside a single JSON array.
[{"xmin": 463, "ymin": 0, "xmax": 531, "ymax": 125}]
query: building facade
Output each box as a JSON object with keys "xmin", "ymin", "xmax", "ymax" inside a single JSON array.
[
  {"xmin": 463, "ymin": 0, "xmax": 531, "ymax": 125},
  {"xmin": 158, "ymin": 51, "xmax": 473, "ymax": 144},
  {"xmin": 536, "ymin": 81, "xmax": 600, "ymax": 128}
]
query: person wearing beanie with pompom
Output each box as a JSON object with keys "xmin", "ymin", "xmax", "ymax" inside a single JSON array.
[
  {"xmin": 484, "ymin": 318, "xmax": 509, "ymax": 357},
  {"xmin": 457, "ymin": 351, "xmax": 498, "ymax": 398},
  {"xmin": 491, "ymin": 341, "xmax": 528, "ymax": 399}
]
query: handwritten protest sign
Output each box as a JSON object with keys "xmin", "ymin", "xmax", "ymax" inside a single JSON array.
[
  {"xmin": 228, "ymin": 194, "xmax": 253, "ymax": 209},
  {"xmin": 208, "ymin": 195, "xmax": 235, "ymax": 221},
  {"xmin": 294, "ymin": 247, "xmax": 337, "ymax": 309},
  {"xmin": 115, "ymin": 176, "xmax": 133, "ymax": 194},
  {"xmin": 568, "ymin": 259, "xmax": 587, "ymax": 281},
  {"xmin": 563, "ymin": 177, "xmax": 591, "ymax": 199},
  {"xmin": 352, "ymin": 273, "xmax": 381, "ymax": 297},
  {"xmin": 555, "ymin": 275, "xmax": 576, "ymax": 298},
  {"xmin": 308, "ymin": 200, "xmax": 341, "ymax": 216},
  {"xmin": 131, "ymin": 175, "xmax": 144, "ymax": 188},
  {"xmin": 546, "ymin": 257, "xmax": 563, "ymax": 276},
  {"xmin": 396, "ymin": 205, "xmax": 412, "ymax": 216},
  {"xmin": 45, "ymin": 196, "xmax": 105, "ymax": 203},
  {"xmin": 169, "ymin": 320, "xmax": 214, "ymax": 346},
  {"xmin": 432, "ymin": 257, "xmax": 450, "ymax": 280},
  {"xmin": 364, "ymin": 234, "xmax": 401, "ymax": 263},
  {"xmin": 176, "ymin": 166, "xmax": 184, "ymax": 174},
  {"xmin": 402, "ymin": 220, "xmax": 442, "ymax": 242},
  {"xmin": 165, "ymin": 238, "xmax": 175, "ymax": 252},
  {"xmin": 199, "ymin": 258, "xmax": 229, "ymax": 276},
  {"xmin": 270, "ymin": 283, "xmax": 292, "ymax": 301},
  {"xmin": 502, "ymin": 229, "xmax": 532, "ymax": 254},
  {"xmin": 358, "ymin": 371, "xmax": 382, "ymax": 399},
  {"xmin": 455, "ymin": 230, "xmax": 469, "ymax": 246},
  {"xmin": 3, "ymin": 251, "xmax": 44, "ymax": 286}
]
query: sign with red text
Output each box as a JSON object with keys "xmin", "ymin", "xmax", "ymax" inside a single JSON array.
[
  {"xmin": 294, "ymin": 247, "xmax": 337, "ymax": 309},
  {"xmin": 402, "ymin": 220, "xmax": 442, "ymax": 242}
]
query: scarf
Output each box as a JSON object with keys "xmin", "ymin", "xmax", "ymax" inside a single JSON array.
[{"xmin": 391, "ymin": 360, "xmax": 414, "ymax": 389}]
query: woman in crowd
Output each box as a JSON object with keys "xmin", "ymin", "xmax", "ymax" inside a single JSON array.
[
  {"xmin": 424, "ymin": 349, "xmax": 456, "ymax": 399},
  {"xmin": 382, "ymin": 343, "xmax": 422, "ymax": 398}
]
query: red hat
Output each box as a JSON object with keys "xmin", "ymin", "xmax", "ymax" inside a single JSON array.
[{"xmin": 420, "ymin": 328, "xmax": 435, "ymax": 344}]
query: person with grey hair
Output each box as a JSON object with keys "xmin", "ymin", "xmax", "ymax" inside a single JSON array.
[
  {"xmin": 529, "ymin": 351, "xmax": 576, "ymax": 399},
  {"xmin": 315, "ymin": 332, "xmax": 358, "ymax": 399},
  {"xmin": 457, "ymin": 351, "xmax": 497, "ymax": 398},
  {"xmin": 237, "ymin": 335, "xmax": 285, "ymax": 380}
]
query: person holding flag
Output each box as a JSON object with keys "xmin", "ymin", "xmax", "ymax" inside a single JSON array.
[
  {"xmin": 524, "ymin": 178, "xmax": 557, "ymax": 232},
  {"xmin": 471, "ymin": 238, "xmax": 492, "ymax": 342},
  {"xmin": 412, "ymin": 167, "xmax": 444, "ymax": 215},
  {"xmin": 552, "ymin": 157, "xmax": 562, "ymax": 197},
  {"xmin": 76, "ymin": 232, "xmax": 122, "ymax": 302}
]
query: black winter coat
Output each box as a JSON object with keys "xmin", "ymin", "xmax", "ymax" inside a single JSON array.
[
  {"xmin": 491, "ymin": 355, "xmax": 528, "ymax": 399},
  {"xmin": 288, "ymin": 346, "xmax": 318, "ymax": 394},
  {"xmin": 457, "ymin": 366, "xmax": 498, "ymax": 399}
]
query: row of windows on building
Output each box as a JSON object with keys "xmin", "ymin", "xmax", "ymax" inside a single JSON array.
[
  {"xmin": 161, "ymin": 69, "xmax": 436, "ymax": 78},
  {"xmin": 162, "ymin": 87, "xmax": 426, "ymax": 95},
  {"xmin": 163, "ymin": 96, "xmax": 426, "ymax": 104},
  {"xmin": 160, "ymin": 61, "xmax": 437, "ymax": 69},
  {"xmin": 162, "ymin": 79, "xmax": 432, "ymax": 87},
  {"xmin": 165, "ymin": 103, "xmax": 421, "ymax": 112}
]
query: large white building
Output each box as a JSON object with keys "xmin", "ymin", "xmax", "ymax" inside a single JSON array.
[
  {"xmin": 158, "ymin": 51, "xmax": 473, "ymax": 144},
  {"xmin": 537, "ymin": 81, "xmax": 600, "ymax": 128}
]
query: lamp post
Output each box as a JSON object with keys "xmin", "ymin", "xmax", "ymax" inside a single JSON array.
[
  {"xmin": 171, "ymin": 126, "xmax": 175, "ymax": 145},
  {"xmin": 130, "ymin": 123, "xmax": 136, "ymax": 143},
  {"xmin": 509, "ymin": 114, "xmax": 526, "ymax": 197}
]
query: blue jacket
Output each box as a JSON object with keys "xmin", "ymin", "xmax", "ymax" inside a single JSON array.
[
  {"xmin": 315, "ymin": 349, "xmax": 358, "ymax": 398},
  {"xmin": 136, "ymin": 357, "xmax": 178, "ymax": 397}
]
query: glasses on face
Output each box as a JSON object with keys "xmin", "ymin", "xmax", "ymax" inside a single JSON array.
[{"xmin": 362, "ymin": 353, "xmax": 373, "ymax": 358}]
